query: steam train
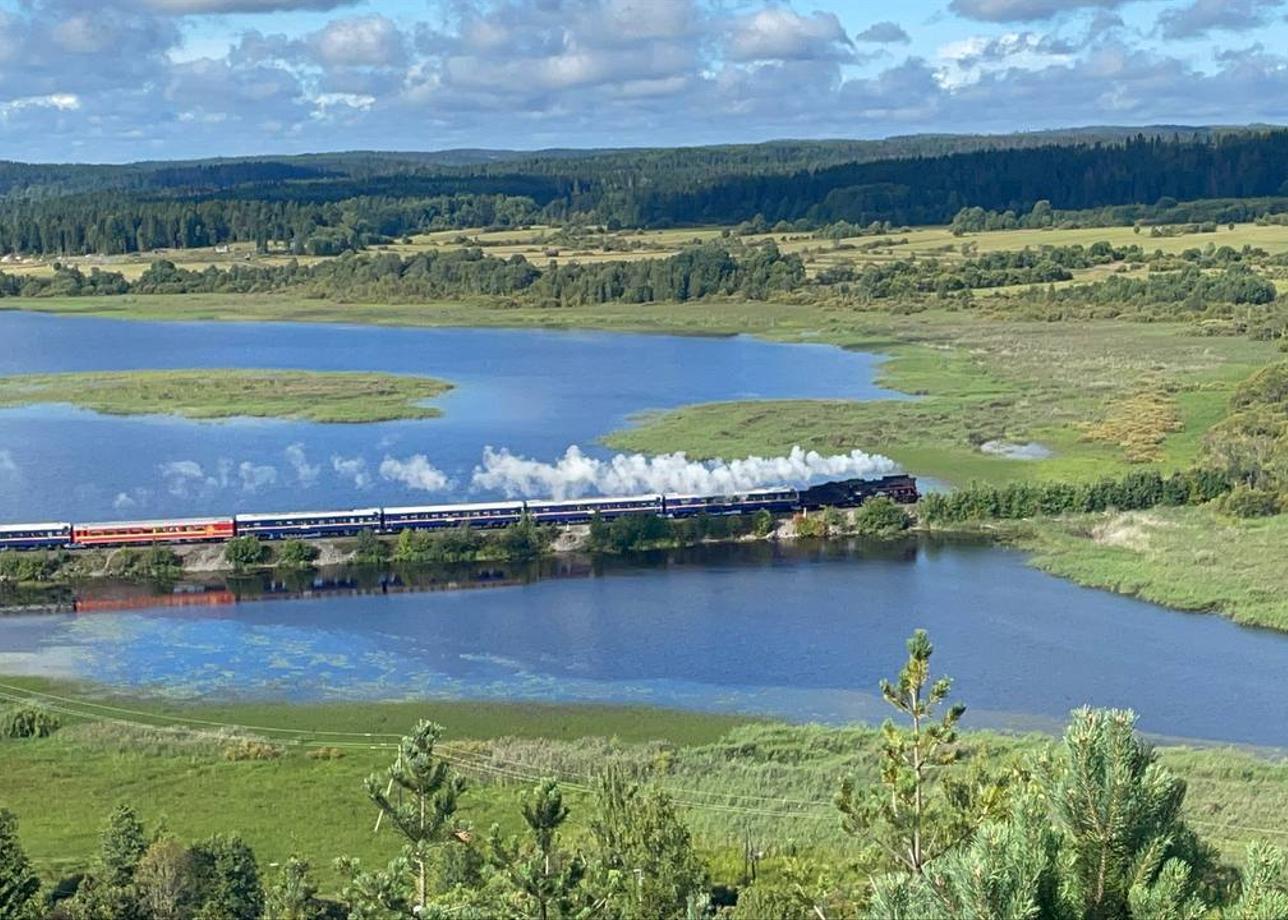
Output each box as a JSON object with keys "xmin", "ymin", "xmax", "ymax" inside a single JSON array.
[{"xmin": 0, "ymin": 475, "xmax": 918, "ymax": 551}]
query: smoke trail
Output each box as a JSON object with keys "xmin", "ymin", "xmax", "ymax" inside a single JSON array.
[{"xmin": 470, "ymin": 445, "xmax": 899, "ymax": 499}]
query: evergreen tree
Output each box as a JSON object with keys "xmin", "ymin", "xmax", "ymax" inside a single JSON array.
[
  {"xmin": 265, "ymin": 856, "xmax": 325, "ymax": 920},
  {"xmin": 836, "ymin": 629, "xmax": 998, "ymax": 876},
  {"xmin": 0, "ymin": 809, "xmax": 40, "ymax": 920},
  {"xmin": 191, "ymin": 834, "xmax": 264, "ymax": 919},
  {"xmin": 99, "ymin": 803, "xmax": 149, "ymax": 887},
  {"xmin": 586, "ymin": 766, "xmax": 706, "ymax": 918},
  {"xmin": 365, "ymin": 720, "xmax": 466, "ymax": 912},
  {"xmin": 1053, "ymin": 708, "xmax": 1213, "ymax": 920},
  {"xmin": 488, "ymin": 780, "xmax": 585, "ymax": 920}
]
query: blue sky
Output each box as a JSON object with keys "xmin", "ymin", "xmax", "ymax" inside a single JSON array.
[{"xmin": 2, "ymin": 0, "xmax": 1288, "ymax": 162}]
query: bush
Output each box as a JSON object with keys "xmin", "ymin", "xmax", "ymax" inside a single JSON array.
[
  {"xmin": 224, "ymin": 535, "xmax": 267, "ymax": 570},
  {"xmin": 275, "ymin": 539, "xmax": 319, "ymax": 568},
  {"xmin": 1217, "ymin": 484, "xmax": 1282, "ymax": 518},
  {"xmin": 1, "ymin": 706, "xmax": 60, "ymax": 739},
  {"xmin": 853, "ymin": 496, "xmax": 913, "ymax": 536},
  {"xmin": 223, "ymin": 739, "xmax": 284, "ymax": 761},
  {"xmin": 351, "ymin": 529, "xmax": 389, "ymax": 564}
]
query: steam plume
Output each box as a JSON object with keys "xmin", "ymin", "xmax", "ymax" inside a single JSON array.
[{"xmin": 470, "ymin": 445, "xmax": 898, "ymax": 499}]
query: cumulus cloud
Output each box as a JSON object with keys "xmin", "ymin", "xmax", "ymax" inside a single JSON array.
[
  {"xmin": 726, "ymin": 8, "xmax": 854, "ymax": 62},
  {"xmin": 949, "ymin": 0, "xmax": 1130, "ymax": 23},
  {"xmin": 284, "ymin": 443, "xmax": 320, "ymax": 487},
  {"xmin": 7, "ymin": 0, "xmax": 1288, "ymax": 160},
  {"xmin": 1156, "ymin": 0, "xmax": 1284, "ymax": 39},
  {"xmin": 142, "ymin": 0, "xmax": 358, "ymax": 13},
  {"xmin": 309, "ymin": 15, "xmax": 406, "ymax": 67},
  {"xmin": 469, "ymin": 445, "xmax": 899, "ymax": 500},
  {"xmin": 379, "ymin": 454, "xmax": 452, "ymax": 492},
  {"xmin": 855, "ymin": 21, "xmax": 910, "ymax": 44},
  {"xmin": 331, "ymin": 454, "xmax": 371, "ymax": 489}
]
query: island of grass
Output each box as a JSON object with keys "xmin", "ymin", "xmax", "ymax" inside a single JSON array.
[{"xmin": 0, "ymin": 369, "xmax": 453, "ymax": 423}]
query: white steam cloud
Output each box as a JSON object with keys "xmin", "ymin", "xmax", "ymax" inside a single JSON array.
[
  {"xmin": 470, "ymin": 445, "xmax": 899, "ymax": 500},
  {"xmin": 380, "ymin": 454, "xmax": 452, "ymax": 492}
]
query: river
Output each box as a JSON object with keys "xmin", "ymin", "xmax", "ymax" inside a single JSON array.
[
  {"xmin": 2, "ymin": 311, "xmax": 1285, "ymax": 748},
  {"xmin": 2, "ymin": 537, "xmax": 1287, "ymax": 746}
]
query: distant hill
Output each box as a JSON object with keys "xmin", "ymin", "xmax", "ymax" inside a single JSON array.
[{"xmin": 3, "ymin": 125, "xmax": 1287, "ymax": 255}]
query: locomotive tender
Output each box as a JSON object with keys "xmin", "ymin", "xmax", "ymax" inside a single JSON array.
[{"xmin": 0, "ymin": 475, "xmax": 917, "ymax": 550}]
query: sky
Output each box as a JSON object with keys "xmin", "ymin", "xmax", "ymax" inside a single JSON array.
[{"xmin": 2, "ymin": 0, "xmax": 1288, "ymax": 162}]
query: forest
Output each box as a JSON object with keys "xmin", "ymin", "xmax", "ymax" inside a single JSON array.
[{"xmin": 5, "ymin": 129, "xmax": 1288, "ymax": 255}]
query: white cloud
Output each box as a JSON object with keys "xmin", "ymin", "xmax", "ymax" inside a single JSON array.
[
  {"xmin": 0, "ymin": 94, "xmax": 80, "ymax": 120},
  {"xmin": 379, "ymin": 454, "xmax": 451, "ymax": 492},
  {"xmin": 310, "ymin": 15, "xmax": 405, "ymax": 67},
  {"xmin": 0, "ymin": 450, "xmax": 18, "ymax": 479},
  {"xmin": 726, "ymin": 9, "xmax": 853, "ymax": 63},
  {"xmin": 470, "ymin": 445, "xmax": 899, "ymax": 500}
]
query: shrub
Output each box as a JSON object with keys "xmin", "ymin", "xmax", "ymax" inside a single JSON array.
[
  {"xmin": 275, "ymin": 539, "xmax": 319, "ymax": 568},
  {"xmin": 224, "ymin": 535, "xmax": 267, "ymax": 570},
  {"xmin": 306, "ymin": 746, "xmax": 345, "ymax": 760},
  {"xmin": 1, "ymin": 706, "xmax": 61, "ymax": 739},
  {"xmin": 351, "ymin": 529, "xmax": 389, "ymax": 564},
  {"xmin": 1217, "ymin": 484, "xmax": 1282, "ymax": 518},
  {"xmin": 854, "ymin": 496, "xmax": 913, "ymax": 536},
  {"xmin": 223, "ymin": 739, "xmax": 283, "ymax": 761}
]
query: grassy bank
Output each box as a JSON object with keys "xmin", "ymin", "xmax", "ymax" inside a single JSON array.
[
  {"xmin": 1006, "ymin": 506, "xmax": 1288, "ymax": 631},
  {"xmin": 0, "ymin": 678, "xmax": 1283, "ymax": 894},
  {"xmin": 0, "ymin": 369, "xmax": 453, "ymax": 423},
  {"xmin": 2, "ymin": 675, "xmax": 1288, "ymax": 886}
]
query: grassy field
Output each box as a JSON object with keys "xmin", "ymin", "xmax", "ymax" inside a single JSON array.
[
  {"xmin": 11, "ymin": 219, "xmax": 1288, "ymax": 285},
  {"xmin": 1, "ymin": 677, "xmax": 1285, "ymax": 895},
  {"xmin": 0, "ymin": 369, "xmax": 453, "ymax": 423},
  {"xmin": 1006, "ymin": 506, "xmax": 1288, "ymax": 631}
]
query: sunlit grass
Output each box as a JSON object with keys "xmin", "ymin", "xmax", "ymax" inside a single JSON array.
[{"xmin": 0, "ymin": 369, "xmax": 453, "ymax": 423}]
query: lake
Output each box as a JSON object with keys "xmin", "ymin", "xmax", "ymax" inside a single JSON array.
[
  {"xmin": 0, "ymin": 312, "xmax": 901, "ymax": 521},
  {"xmin": 3, "ymin": 538, "xmax": 1287, "ymax": 747}
]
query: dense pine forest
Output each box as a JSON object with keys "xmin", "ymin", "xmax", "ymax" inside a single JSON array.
[{"xmin": 5, "ymin": 127, "xmax": 1288, "ymax": 256}]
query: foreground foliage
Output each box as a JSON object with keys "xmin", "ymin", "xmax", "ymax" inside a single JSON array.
[{"xmin": 2, "ymin": 632, "xmax": 1286, "ymax": 918}]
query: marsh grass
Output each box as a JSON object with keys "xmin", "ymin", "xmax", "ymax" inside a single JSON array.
[{"xmin": 0, "ymin": 369, "xmax": 453, "ymax": 423}]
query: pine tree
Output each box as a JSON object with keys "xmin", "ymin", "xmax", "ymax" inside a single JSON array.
[
  {"xmin": 586, "ymin": 766, "xmax": 706, "ymax": 919},
  {"xmin": 1053, "ymin": 707, "xmax": 1211, "ymax": 920},
  {"xmin": 265, "ymin": 856, "xmax": 324, "ymax": 920},
  {"xmin": 0, "ymin": 809, "xmax": 39, "ymax": 920},
  {"xmin": 836, "ymin": 629, "xmax": 999, "ymax": 876},
  {"xmin": 365, "ymin": 720, "xmax": 466, "ymax": 912},
  {"xmin": 489, "ymin": 780, "xmax": 585, "ymax": 920},
  {"xmin": 100, "ymin": 803, "xmax": 149, "ymax": 887}
]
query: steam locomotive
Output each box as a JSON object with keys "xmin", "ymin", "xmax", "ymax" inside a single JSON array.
[{"xmin": 0, "ymin": 475, "xmax": 918, "ymax": 550}]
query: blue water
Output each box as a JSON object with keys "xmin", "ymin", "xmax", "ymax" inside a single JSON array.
[
  {"xmin": 0, "ymin": 312, "xmax": 902, "ymax": 521},
  {"xmin": 2, "ymin": 539, "xmax": 1286, "ymax": 746}
]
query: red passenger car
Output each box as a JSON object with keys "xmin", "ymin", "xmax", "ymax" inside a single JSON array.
[{"xmin": 72, "ymin": 517, "xmax": 235, "ymax": 547}]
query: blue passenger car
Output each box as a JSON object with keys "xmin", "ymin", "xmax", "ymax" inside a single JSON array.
[
  {"xmin": 662, "ymin": 488, "xmax": 798, "ymax": 517},
  {"xmin": 234, "ymin": 508, "xmax": 382, "ymax": 539},
  {"xmin": 382, "ymin": 501, "xmax": 525, "ymax": 531},
  {"xmin": 524, "ymin": 495, "xmax": 662, "ymax": 525},
  {"xmin": 0, "ymin": 522, "xmax": 73, "ymax": 550}
]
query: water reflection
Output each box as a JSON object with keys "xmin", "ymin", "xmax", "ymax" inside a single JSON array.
[{"xmin": 3, "ymin": 537, "xmax": 1287, "ymax": 747}]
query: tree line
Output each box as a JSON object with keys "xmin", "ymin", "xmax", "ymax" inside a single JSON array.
[
  {"xmin": 7, "ymin": 130, "xmax": 1288, "ymax": 253},
  {"xmin": 0, "ymin": 242, "xmax": 806, "ymax": 306},
  {"xmin": 3, "ymin": 630, "xmax": 1286, "ymax": 918}
]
